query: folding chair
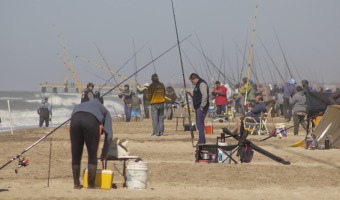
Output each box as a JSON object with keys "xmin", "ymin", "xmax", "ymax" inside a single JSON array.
[
  {"xmin": 243, "ymin": 107, "xmax": 272, "ymax": 135},
  {"xmin": 216, "ymin": 133, "xmax": 239, "ymax": 164}
]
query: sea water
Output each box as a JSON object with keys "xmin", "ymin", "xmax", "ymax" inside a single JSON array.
[{"xmin": 0, "ymin": 91, "xmax": 125, "ymax": 133}]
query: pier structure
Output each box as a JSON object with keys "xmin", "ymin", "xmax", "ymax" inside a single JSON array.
[{"xmin": 40, "ymin": 83, "xmax": 121, "ymax": 93}]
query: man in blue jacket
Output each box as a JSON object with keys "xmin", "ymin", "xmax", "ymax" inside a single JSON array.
[
  {"xmin": 230, "ymin": 95, "xmax": 267, "ymax": 135},
  {"xmin": 188, "ymin": 73, "xmax": 209, "ymax": 144},
  {"xmin": 70, "ymin": 99, "xmax": 112, "ymax": 189}
]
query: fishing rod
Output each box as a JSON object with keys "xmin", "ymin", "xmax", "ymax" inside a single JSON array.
[
  {"xmin": 257, "ymin": 35, "xmax": 285, "ymax": 83},
  {"xmin": 78, "ymin": 56, "xmax": 147, "ymax": 89},
  {"xmin": 263, "ymin": 56, "xmax": 276, "ymax": 84},
  {"xmin": 235, "ymin": 45, "xmax": 259, "ymax": 83},
  {"xmin": 253, "ymin": 49, "xmax": 266, "ymax": 83},
  {"xmin": 239, "ymin": 30, "xmax": 249, "ymax": 84},
  {"xmin": 149, "ymin": 48, "xmax": 157, "ymax": 73},
  {"xmin": 274, "ymin": 29, "xmax": 293, "ymax": 79},
  {"xmin": 217, "ymin": 42, "xmax": 224, "ymax": 82},
  {"xmin": 0, "ymin": 36, "xmax": 191, "ymax": 171},
  {"xmin": 195, "ymin": 32, "xmax": 213, "ymax": 86},
  {"xmin": 93, "ymin": 42, "xmax": 120, "ymax": 91},
  {"xmin": 102, "ymin": 34, "xmax": 192, "ymax": 97},
  {"xmin": 0, "ymin": 119, "xmax": 69, "ymax": 171},
  {"xmin": 244, "ymin": 5, "xmax": 258, "ymax": 106},
  {"xmin": 132, "ymin": 38, "xmax": 138, "ymax": 91},
  {"xmin": 188, "ymin": 40, "xmax": 236, "ymax": 89},
  {"xmin": 54, "ymin": 27, "xmax": 83, "ymax": 93},
  {"xmin": 86, "ymin": 70, "xmax": 116, "ymax": 85},
  {"xmin": 182, "ymin": 49, "xmax": 198, "ymax": 74},
  {"xmin": 93, "ymin": 42, "xmax": 119, "ymax": 116},
  {"xmin": 115, "ymin": 40, "xmax": 150, "ymax": 78},
  {"xmin": 170, "ymin": 0, "xmax": 195, "ymax": 147},
  {"xmin": 291, "ymin": 59, "xmax": 302, "ymax": 81}
]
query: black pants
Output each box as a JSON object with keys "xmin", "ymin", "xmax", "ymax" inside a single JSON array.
[
  {"xmin": 39, "ymin": 116, "xmax": 49, "ymax": 127},
  {"xmin": 70, "ymin": 112, "xmax": 100, "ymax": 165},
  {"xmin": 143, "ymin": 101, "xmax": 150, "ymax": 118},
  {"xmin": 283, "ymin": 98, "xmax": 292, "ymax": 121}
]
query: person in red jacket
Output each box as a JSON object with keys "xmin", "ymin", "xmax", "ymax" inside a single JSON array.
[{"xmin": 212, "ymin": 81, "xmax": 228, "ymax": 116}]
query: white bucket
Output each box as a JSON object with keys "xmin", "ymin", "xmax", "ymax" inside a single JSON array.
[
  {"xmin": 275, "ymin": 123, "xmax": 287, "ymax": 137},
  {"xmin": 126, "ymin": 162, "xmax": 148, "ymax": 190}
]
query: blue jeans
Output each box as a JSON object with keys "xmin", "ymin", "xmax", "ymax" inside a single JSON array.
[
  {"xmin": 124, "ymin": 104, "xmax": 132, "ymax": 122},
  {"xmin": 151, "ymin": 103, "xmax": 165, "ymax": 135},
  {"xmin": 196, "ymin": 108, "xmax": 207, "ymax": 144}
]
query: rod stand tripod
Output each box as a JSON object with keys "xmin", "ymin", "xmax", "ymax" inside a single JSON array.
[{"xmin": 222, "ymin": 128, "xmax": 291, "ymax": 165}]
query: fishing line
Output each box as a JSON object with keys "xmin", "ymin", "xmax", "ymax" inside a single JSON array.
[{"xmin": 170, "ymin": 0, "xmax": 195, "ymax": 147}]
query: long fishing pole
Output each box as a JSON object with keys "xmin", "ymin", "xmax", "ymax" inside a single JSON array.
[
  {"xmin": 182, "ymin": 50, "xmax": 198, "ymax": 74},
  {"xmin": 47, "ymin": 137, "xmax": 52, "ymax": 187},
  {"xmin": 132, "ymin": 38, "xmax": 138, "ymax": 91},
  {"xmin": 263, "ymin": 56, "xmax": 275, "ymax": 84},
  {"xmin": 244, "ymin": 5, "xmax": 258, "ymax": 106},
  {"xmin": 0, "ymin": 36, "xmax": 191, "ymax": 171},
  {"xmin": 291, "ymin": 60, "xmax": 302, "ymax": 81},
  {"xmin": 0, "ymin": 120, "xmax": 69, "ymax": 170},
  {"xmin": 239, "ymin": 30, "xmax": 249, "ymax": 84},
  {"xmin": 274, "ymin": 29, "xmax": 293, "ymax": 79},
  {"xmin": 170, "ymin": 0, "xmax": 195, "ymax": 147},
  {"xmin": 93, "ymin": 42, "xmax": 118, "ymax": 116},
  {"xmin": 188, "ymin": 40, "xmax": 236, "ymax": 88},
  {"xmin": 149, "ymin": 48, "xmax": 157, "ymax": 73},
  {"xmin": 93, "ymin": 42, "xmax": 120, "ymax": 90},
  {"xmin": 101, "ymin": 34, "xmax": 191, "ymax": 97},
  {"xmin": 54, "ymin": 27, "xmax": 83, "ymax": 93},
  {"xmin": 257, "ymin": 35, "xmax": 285, "ymax": 83},
  {"xmin": 195, "ymin": 32, "xmax": 212, "ymax": 86}
]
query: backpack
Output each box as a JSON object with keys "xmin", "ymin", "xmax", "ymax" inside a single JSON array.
[{"xmin": 238, "ymin": 144, "xmax": 254, "ymax": 163}]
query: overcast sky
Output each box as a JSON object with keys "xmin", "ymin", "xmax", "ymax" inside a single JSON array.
[{"xmin": 1, "ymin": 0, "xmax": 340, "ymax": 91}]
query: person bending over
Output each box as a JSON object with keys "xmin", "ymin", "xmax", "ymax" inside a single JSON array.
[{"xmin": 70, "ymin": 99, "xmax": 112, "ymax": 189}]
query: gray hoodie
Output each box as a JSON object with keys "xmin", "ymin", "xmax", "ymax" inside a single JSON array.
[
  {"xmin": 289, "ymin": 91, "xmax": 307, "ymax": 113},
  {"xmin": 72, "ymin": 99, "xmax": 113, "ymax": 156}
]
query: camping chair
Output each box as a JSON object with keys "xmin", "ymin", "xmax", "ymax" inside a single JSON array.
[
  {"xmin": 216, "ymin": 134, "xmax": 239, "ymax": 164},
  {"xmin": 243, "ymin": 107, "xmax": 272, "ymax": 135},
  {"xmin": 173, "ymin": 106, "xmax": 186, "ymax": 131}
]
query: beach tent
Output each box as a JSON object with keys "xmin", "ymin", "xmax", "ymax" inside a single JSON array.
[{"xmin": 311, "ymin": 105, "xmax": 340, "ymax": 148}]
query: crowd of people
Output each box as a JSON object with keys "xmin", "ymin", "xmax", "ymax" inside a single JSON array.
[{"xmin": 36, "ymin": 72, "xmax": 340, "ymax": 189}]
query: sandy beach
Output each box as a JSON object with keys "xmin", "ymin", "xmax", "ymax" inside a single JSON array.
[{"xmin": 1, "ymin": 117, "xmax": 340, "ymax": 200}]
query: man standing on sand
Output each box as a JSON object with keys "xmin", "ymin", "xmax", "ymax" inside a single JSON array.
[
  {"xmin": 188, "ymin": 73, "xmax": 209, "ymax": 144},
  {"xmin": 146, "ymin": 74, "xmax": 166, "ymax": 136},
  {"xmin": 118, "ymin": 84, "xmax": 133, "ymax": 122},
  {"xmin": 37, "ymin": 97, "xmax": 52, "ymax": 127},
  {"xmin": 70, "ymin": 99, "xmax": 112, "ymax": 189},
  {"xmin": 211, "ymin": 81, "xmax": 227, "ymax": 116}
]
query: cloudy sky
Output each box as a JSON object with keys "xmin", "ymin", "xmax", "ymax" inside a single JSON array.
[{"xmin": 1, "ymin": 0, "xmax": 339, "ymax": 91}]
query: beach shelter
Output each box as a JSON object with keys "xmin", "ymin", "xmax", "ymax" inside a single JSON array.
[{"xmin": 311, "ymin": 105, "xmax": 340, "ymax": 148}]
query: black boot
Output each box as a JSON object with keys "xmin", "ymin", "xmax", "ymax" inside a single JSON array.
[
  {"xmin": 87, "ymin": 164, "xmax": 97, "ymax": 189},
  {"xmin": 72, "ymin": 165, "xmax": 83, "ymax": 189}
]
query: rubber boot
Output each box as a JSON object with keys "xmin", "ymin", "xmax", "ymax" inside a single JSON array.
[
  {"xmin": 72, "ymin": 165, "xmax": 83, "ymax": 189},
  {"xmin": 87, "ymin": 164, "xmax": 97, "ymax": 189}
]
